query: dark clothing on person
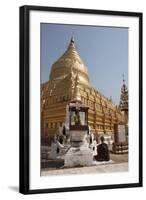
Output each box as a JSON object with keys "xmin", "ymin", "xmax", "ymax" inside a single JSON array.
[
  {"xmin": 59, "ymin": 135, "xmax": 64, "ymax": 144},
  {"xmin": 95, "ymin": 143, "xmax": 110, "ymax": 161},
  {"xmin": 62, "ymin": 126, "xmax": 66, "ymax": 135}
]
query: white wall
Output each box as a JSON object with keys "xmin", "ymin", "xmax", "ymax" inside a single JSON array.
[{"xmin": 0, "ymin": 0, "xmax": 145, "ymax": 199}]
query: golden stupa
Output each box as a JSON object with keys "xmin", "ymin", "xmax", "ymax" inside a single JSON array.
[
  {"xmin": 41, "ymin": 37, "xmax": 127, "ymax": 144},
  {"xmin": 49, "ymin": 37, "xmax": 89, "ymax": 85}
]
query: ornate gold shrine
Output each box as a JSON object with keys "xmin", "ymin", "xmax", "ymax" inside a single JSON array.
[{"xmin": 41, "ymin": 37, "xmax": 128, "ymax": 144}]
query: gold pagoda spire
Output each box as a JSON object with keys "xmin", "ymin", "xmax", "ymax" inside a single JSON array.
[
  {"xmin": 49, "ymin": 37, "xmax": 89, "ymax": 85},
  {"xmin": 70, "ymin": 35, "xmax": 74, "ymax": 43}
]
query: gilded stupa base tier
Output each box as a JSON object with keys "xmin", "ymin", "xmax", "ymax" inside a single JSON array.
[{"xmin": 41, "ymin": 80, "xmax": 125, "ymax": 145}]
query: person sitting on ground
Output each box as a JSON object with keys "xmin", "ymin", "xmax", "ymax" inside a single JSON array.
[{"xmin": 95, "ymin": 136, "xmax": 110, "ymax": 161}]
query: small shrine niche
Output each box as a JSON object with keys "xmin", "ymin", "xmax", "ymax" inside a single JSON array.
[{"xmin": 69, "ymin": 100, "xmax": 89, "ymax": 131}]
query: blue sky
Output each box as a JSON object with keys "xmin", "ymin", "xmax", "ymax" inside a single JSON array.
[{"xmin": 41, "ymin": 23, "xmax": 128, "ymax": 105}]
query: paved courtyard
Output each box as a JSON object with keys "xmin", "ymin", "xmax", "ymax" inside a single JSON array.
[{"xmin": 41, "ymin": 153, "xmax": 128, "ymax": 176}]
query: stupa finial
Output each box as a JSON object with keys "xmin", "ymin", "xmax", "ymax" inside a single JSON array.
[
  {"xmin": 70, "ymin": 33, "xmax": 75, "ymax": 43},
  {"xmin": 122, "ymin": 73, "xmax": 125, "ymax": 84}
]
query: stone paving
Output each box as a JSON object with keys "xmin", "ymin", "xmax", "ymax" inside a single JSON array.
[
  {"xmin": 41, "ymin": 153, "xmax": 128, "ymax": 176},
  {"xmin": 41, "ymin": 163, "xmax": 128, "ymax": 176}
]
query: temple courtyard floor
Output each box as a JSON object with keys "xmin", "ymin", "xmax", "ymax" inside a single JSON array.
[{"xmin": 41, "ymin": 154, "xmax": 128, "ymax": 176}]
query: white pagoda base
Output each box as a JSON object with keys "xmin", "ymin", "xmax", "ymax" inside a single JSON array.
[{"xmin": 64, "ymin": 145, "xmax": 93, "ymax": 167}]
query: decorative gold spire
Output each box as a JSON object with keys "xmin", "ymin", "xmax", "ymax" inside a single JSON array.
[
  {"xmin": 70, "ymin": 35, "xmax": 75, "ymax": 43},
  {"xmin": 49, "ymin": 37, "xmax": 89, "ymax": 85},
  {"xmin": 119, "ymin": 74, "xmax": 128, "ymax": 111}
]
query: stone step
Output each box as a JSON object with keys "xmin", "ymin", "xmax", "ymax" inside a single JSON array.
[{"xmin": 41, "ymin": 159, "xmax": 64, "ymax": 169}]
